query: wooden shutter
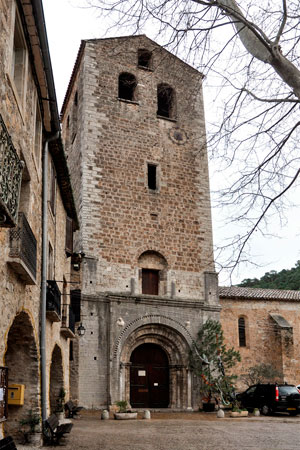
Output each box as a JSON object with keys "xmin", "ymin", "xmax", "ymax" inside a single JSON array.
[
  {"xmin": 142, "ymin": 269, "xmax": 159, "ymax": 295},
  {"xmin": 65, "ymin": 217, "xmax": 73, "ymax": 256},
  {"xmin": 49, "ymin": 161, "xmax": 56, "ymax": 214},
  {"xmin": 71, "ymin": 289, "xmax": 81, "ymax": 322}
]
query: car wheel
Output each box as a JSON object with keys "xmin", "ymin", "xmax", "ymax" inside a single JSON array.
[
  {"xmin": 261, "ymin": 405, "xmax": 270, "ymax": 415},
  {"xmin": 288, "ymin": 411, "xmax": 298, "ymax": 416}
]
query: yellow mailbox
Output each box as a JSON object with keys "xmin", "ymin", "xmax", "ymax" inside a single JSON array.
[{"xmin": 8, "ymin": 384, "xmax": 25, "ymax": 405}]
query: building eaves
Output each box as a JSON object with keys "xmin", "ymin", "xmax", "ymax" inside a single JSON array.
[
  {"xmin": 22, "ymin": 0, "xmax": 78, "ymax": 227},
  {"xmin": 60, "ymin": 41, "xmax": 86, "ymax": 120},
  {"xmin": 219, "ymin": 286, "xmax": 300, "ymax": 301},
  {"xmin": 48, "ymin": 137, "xmax": 79, "ymax": 230}
]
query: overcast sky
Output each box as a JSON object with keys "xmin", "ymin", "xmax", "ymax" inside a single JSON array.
[{"xmin": 43, "ymin": 0, "xmax": 300, "ymax": 285}]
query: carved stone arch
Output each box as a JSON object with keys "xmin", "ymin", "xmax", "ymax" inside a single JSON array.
[
  {"xmin": 120, "ymin": 324, "xmax": 189, "ymax": 366},
  {"xmin": 112, "ymin": 316, "xmax": 193, "ymax": 410},
  {"xmin": 113, "ymin": 314, "xmax": 193, "ymax": 360},
  {"xmin": 134, "ymin": 246, "xmax": 174, "ymax": 267}
]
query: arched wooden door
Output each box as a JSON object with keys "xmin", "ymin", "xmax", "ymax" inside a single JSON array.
[{"xmin": 130, "ymin": 343, "xmax": 169, "ymax": 408}]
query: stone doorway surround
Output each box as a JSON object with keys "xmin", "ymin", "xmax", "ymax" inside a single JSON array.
[{"xmin": 113, "ymin": 316, "xmax": 193, "ymax": 410}]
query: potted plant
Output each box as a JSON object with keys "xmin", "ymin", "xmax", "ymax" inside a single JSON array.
[
  {"xmin": 253, "ymin": 407, "xmax": 260, "ymax": 416},
  {"xmin": 230, "ymin": 406, "xmax": 249, "ymax": 417},
  {"xmin": 20, "ymin": 409, "xmax": 42, "ymax": 446},
  {"xmin": 114, "ymin": 401, "xmax": 137, "ymax": 420},
  {"xmin": 202, "ymin": 392, "xmax": 216, "ymax": 412},
  {"xmin": 55, "ymin": 387, "xmax": 66, "ymax": 420},
  {"xmin": 189, "ymin": 320, "xmax": 241, "ymax": 414}
]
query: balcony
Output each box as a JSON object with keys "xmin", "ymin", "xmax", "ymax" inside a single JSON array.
[
  {"xmin": 46, "ymin": 280, "xmax": 61, "ymax": 322},
  {"xmin": 0, "ymin": 114, "xmax": 24, "ymax": 227},
  {"xmin": 8, "ymin": 212, "xmax": 37, "ymax": 285},
  {"xmin": 61, "ymin": 304, "xmax": 75, "ymax": 338}
]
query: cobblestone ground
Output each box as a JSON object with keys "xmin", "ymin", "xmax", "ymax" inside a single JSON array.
[{"xmin": 20, "ymin": 411, "xmax": 300, "ymax": 450}]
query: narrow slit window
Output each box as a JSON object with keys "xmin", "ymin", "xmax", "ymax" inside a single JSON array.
[
  {"xmin": 148, "ymin": 164, "xmax": 157, "ymax": 190},
  {"xmin": 69, "ymin": 340, "xmax": 73, "ymax": 361},
  {"xmin": 118, "ymin": 72, "xmax": 137, "ymax": 101},
  {"xmin": 238, "ymin": 317, "xmax": 246, "ymax": 347}
]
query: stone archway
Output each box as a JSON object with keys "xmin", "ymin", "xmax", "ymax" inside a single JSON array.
[
  {"xmin": 49, "ymin": 345, "xmax": 64, "ymax": 414},
  {"xmin": 4, "ymin": 311, "xmax": 39, "ymax": 437},
  {"xmin": 119, "ymin": 324, "xmax": 192, "ymax": 409},
  {"xmin": 138, "ymin": 251, "xmax": 168, "ymax": 295}
]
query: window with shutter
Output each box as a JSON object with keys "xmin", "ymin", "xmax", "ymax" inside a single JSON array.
[
  {"xmin": 65, "ymin": 217, "xmax": 73, "ymax": 256},
  {"xmin": 49, "ymin": 160, "xmax": 56, "ymax": 214}
]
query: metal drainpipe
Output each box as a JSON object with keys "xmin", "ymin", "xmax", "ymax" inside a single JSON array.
[{"xmin": 41, "ymin": 131, "xmax": 59, "ymax": 423}]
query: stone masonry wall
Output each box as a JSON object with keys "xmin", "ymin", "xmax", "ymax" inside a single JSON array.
[
  {"xmin": 78, "ymin": 293, "xmax": 213, "ymax": 409},
  {"xmin": 0, "ymin": 1, "xmax": 75, "ymax": 434},
  {"xmin": 220, "ymin": 298, "xmax": 300, "ymax": 390},
  {"xmin": 62, "ymin": 36, "xmax": 216, "ymax": 301}
]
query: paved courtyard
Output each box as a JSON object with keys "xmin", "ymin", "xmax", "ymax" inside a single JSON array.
[{"xmin": 29, "ymin": 411, "xmax": 300, "ymax": 450}]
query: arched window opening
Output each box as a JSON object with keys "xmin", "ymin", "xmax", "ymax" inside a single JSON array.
[
  {"xmin": 138, "ymin": 49, "xmax": 152, "ymax": 69},
  {"xmin": 157, "ymin": 83, "xmax": 176, "ymax": 119},
  {"xmin": 238, "ymin": 317, "xmax": 246, "ymax": 347},
  {"xmin": 118, "ymin": 72, "xmax": 137, "ymax": 101},
  {"xmin": 138, "ymin": 250, "xmax": 168, "ymax": 296}
]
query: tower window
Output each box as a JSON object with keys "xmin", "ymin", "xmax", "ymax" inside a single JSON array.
[
  {"xmin": 238, "ymin": 317, "xmax": 246, "ymax": 347},
  {"xmin": 118, "ymin": 72, "xmax": 137, "ymax": 101},
  {"xmin": 147, "ymin": 164, "xmax": 157, "ymax": 190},
  {"xmin": 138, "ymin": 49, "xmax": 152, "ymax": 69},
  {"xmin": 69, "ymin": 340, "xmax": 73, "ymax": 361},
  {"xmin": 12, "ymin": 11, "xmax": 27, "ymax": 104},
  {"xmin": 142, "ymin": 269, "xmax": 159, "ymax": 295},
  {"xmin": 157, "ymin": 83, "xmax": 176, "ymax": 119}
]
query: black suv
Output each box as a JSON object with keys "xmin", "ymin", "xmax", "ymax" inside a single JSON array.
[{"xmin": 236, "ymin": 384, "xmax": 300, "ymax": 415}]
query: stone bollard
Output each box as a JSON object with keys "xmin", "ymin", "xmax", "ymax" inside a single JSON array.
[
  {"xmin": 253, "ymin": 408, "xmax": 260, "ymax": 417},
  {"xmin": 217, "ymin": 408, "xmax": 225, "ymax": 418},
  {"xmin": 143, "ymin": 410, "xmax": 151, "ymax": 419},
  {"xmin": 101, "ymin": 410, "xmax": 109, "ymax": 420}
]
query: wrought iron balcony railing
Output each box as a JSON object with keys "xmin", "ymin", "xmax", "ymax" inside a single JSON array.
[
  {"xmin": 46, "ymin": 280, "xmax": 61, "ymax": 322},
  {"xmin": 61, "ymin": 304, "xmax": 75, "ymax": 338},
  {"xmin": 0, "ymin": 114, "xmax": 24, "ymax": 227},
  {"xmin": 8, "ymin": 212, "xmax": 37, "ymax": 285}
]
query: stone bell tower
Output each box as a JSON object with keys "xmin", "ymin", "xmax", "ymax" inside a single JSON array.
[{"xmin": 61, "ymin": 35, "xmax": 220, "ymax": 410}]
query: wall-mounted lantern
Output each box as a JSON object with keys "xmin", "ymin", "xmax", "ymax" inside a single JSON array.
[{"xmin": 77, "ymin": 323, "xmax": 86, "ymax": 337}]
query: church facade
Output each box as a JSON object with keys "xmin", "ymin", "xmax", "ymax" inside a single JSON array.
[{"xmin": 61, "ymin": 35, "xmax": 219, "ymax": 410}]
